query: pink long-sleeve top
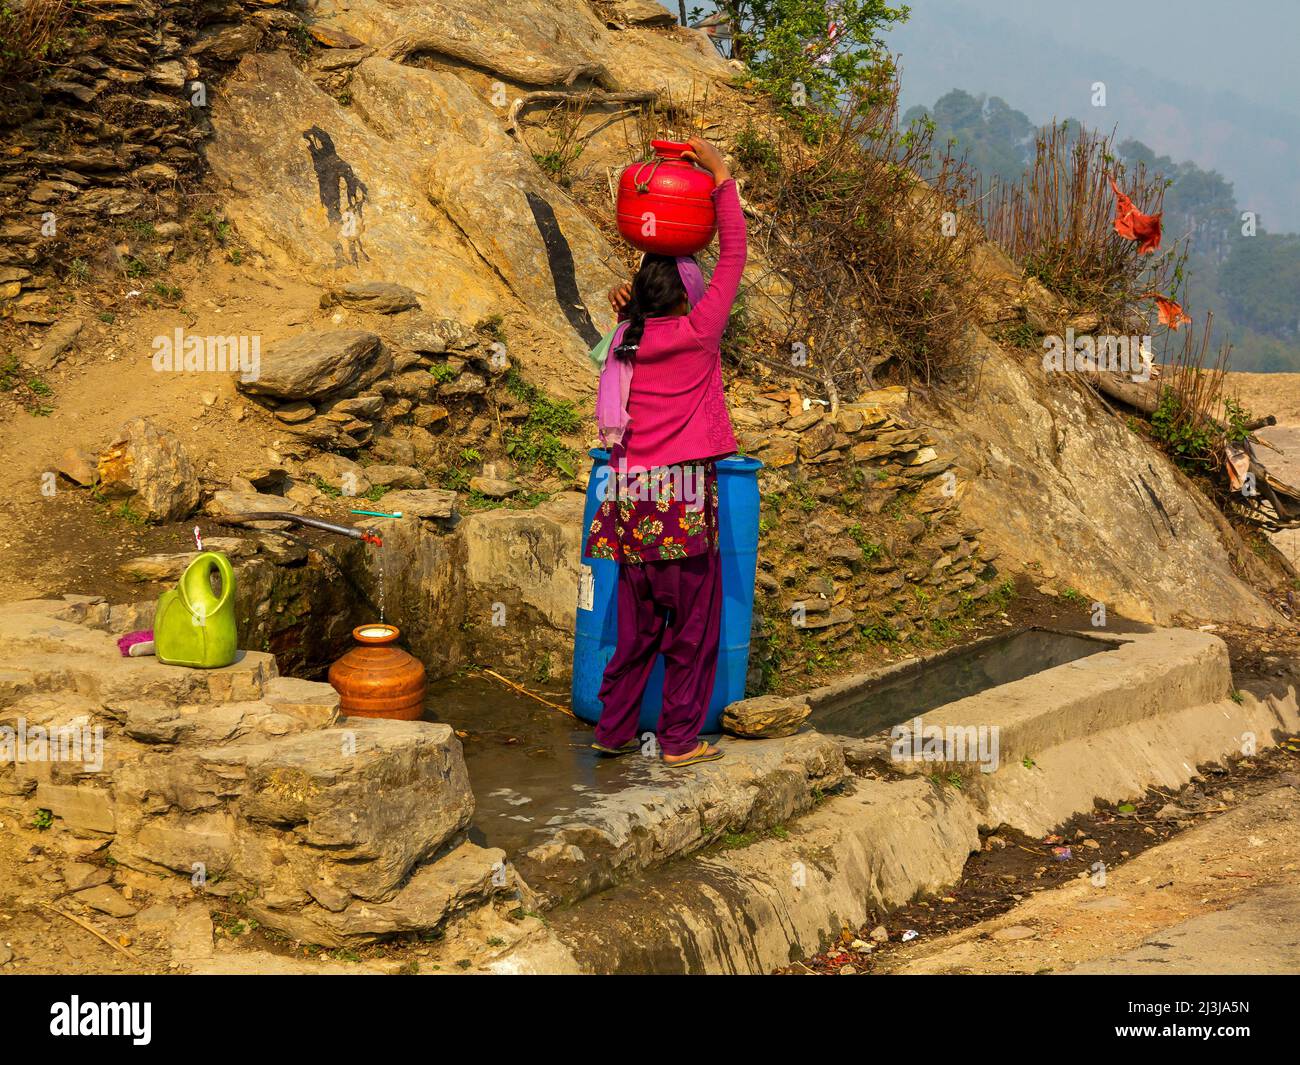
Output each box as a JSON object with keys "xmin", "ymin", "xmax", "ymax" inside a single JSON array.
[{"xmin": 620, "ymin": 178, "xmax": 745, "ymax": 470}]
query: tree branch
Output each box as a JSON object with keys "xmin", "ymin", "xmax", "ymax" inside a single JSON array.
[{"xmin": 505, "ymin": 89, "xmax": 658, "ymax": 136}]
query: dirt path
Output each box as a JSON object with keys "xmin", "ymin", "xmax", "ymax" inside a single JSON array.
[
  {"xmin": 1221, "ymin": 372, "xmax": 1300, "ymax": 569},
  {"xmin": 1224, "ymin": 372, "xmax": 1300, "ymax": 427},
  {"xmin": 876, "ymin": 782, "xmax": 1300, "ymax": 974},
  {"xmin": 1, "ymin": 260, "xmax": 349, "ymax": 602}
]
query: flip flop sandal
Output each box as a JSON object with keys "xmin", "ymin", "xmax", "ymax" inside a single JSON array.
[
  {"xmin": 662, "ymin": 742, "xmax": 723, "ymax": 768},
  {"xmin": 591, "ymin": 739, "xmax": 640, "ymax": 756}
]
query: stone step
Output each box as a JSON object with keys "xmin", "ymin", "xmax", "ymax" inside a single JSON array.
[
  {"xmin": 512, "ymin": 731, "xmax": 846, "ymax": 908},
  {"xmin": 0, "ymin": 600, "xmax": 278, "ymax": 708},
  {"xmin": 261, "ymin": 675, "xmax": 340, "ymax": 730},
  {"xmin": 111, "ymin": 719, "xmax": 476, "ymax": 942}
]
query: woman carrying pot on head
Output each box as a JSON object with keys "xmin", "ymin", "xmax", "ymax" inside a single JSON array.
[{"xmin": 584, "ymin": 136, "xmax": 745, "ymax": 768}]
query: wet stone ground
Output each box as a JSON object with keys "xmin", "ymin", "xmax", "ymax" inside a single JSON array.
[{"xmin": 423, "ymin": 674, "xmax": 692, "ymax": 857}]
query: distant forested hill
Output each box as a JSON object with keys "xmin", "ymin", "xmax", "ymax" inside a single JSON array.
[{"xmin": 905, "ymin": 91, "xmax": 1300, "ymax": 372}]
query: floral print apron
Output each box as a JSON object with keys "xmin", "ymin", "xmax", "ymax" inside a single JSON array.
[{"xmin": 583, "ymin": 452, "xmax": 719, "ymax": 565}]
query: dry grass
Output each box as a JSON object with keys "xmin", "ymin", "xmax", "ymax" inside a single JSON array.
[
  {"xmin": 978, "ymin": 121, "xmax": 1187, "ymax": 330},
  {"xmin": 1152, "ymin": 312, "xmax": 1235, "ymax": 462},
  {"xmin": 0, "ymin": 0, "xmax": 76, "ymax": 85},
  {"xmin": 737, "ymin": 78, "xmax": 985, "ymax": 397}
]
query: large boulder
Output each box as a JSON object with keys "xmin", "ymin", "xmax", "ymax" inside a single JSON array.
[
  {"xmin": 244, "ymin": 841, "xmax": 510, "ymax": 947},
  {"xmin": 205, "ymin": 50, "xmax": 605, "ymax": 395},
  {"xmin": 302, "ymin": 453, "xmax": 371, "ymax": 496},
  {"xmin": 205, "ymin": 490, "xmax": 301, "ymax": 530},
  {"xmin": 394, "ymin": 314, "xmax": 478, "ymax": 355},
  {"xmin": 364, "ymin": 464, "xmax": 427, "ymax": 489},
  {"xmin": 320, "ymin": 0, "xmax": 728, "ymax": 97},
  {"xmin": 206, "ymin": 53, "xmax": 504, "ymax": 325},
  {"xmin": 380, "ymin": 488, "xmax": 458, "ymax": 519},
  {"xmin": 920, "ymin": 328, "xmax": 1280, "ymax": 626},
  {"xmin": 609, "ymin": 0, "xmax": 676, "ymax": 27},
  {"xmin": 238, "ymin": 330, "xmax": 382, "ymax": 401},
  {"xmin": 457, "ymin": 493, "xmax": 584, "ymax": 680},
  {"xmin": 96, "ymin": 417, "xmax": 201, "ymax": 522},
  {"xmin": 117, "ymin": 538, "xmax": 256, "ymax": 582},
  {"xmin": 114, "ymin": 720, "xmax": 475, "ymax": 908},
  {"xmin": 347, "ymin": 57, "xmax": 616, "ymax": 350}
]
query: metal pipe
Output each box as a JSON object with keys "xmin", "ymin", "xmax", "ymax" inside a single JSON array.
[{"xmin": 216, "ymin": 512, "xmax": 383, "ymax": 546}]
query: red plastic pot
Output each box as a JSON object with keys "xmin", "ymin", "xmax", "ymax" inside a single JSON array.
[{"xmin": 616, "ymin": 140, "xmax": 717, "ymax": 256}]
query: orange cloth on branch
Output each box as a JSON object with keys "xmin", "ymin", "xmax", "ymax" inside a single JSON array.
[
  {"xmin": 1144, "ymin": 291, "xmax": 1190, "ymax": 329},
  {"xmin": 1110, "ymin": 177, "xmax": 1163, "ymax": 254}
]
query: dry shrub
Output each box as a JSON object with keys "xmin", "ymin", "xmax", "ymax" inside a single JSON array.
[
  {"xmin": 0, "ymin": 0, "xmax": 76, "ymax": 85},
  {"xmin": 1148, "ymin": 313, "xmax": 1234, "ymax": 465},
  {"xmin": 522, "ymin": 97, "xmax": 593, "ymax": 190},
  {"xmin": 978, "ymin": 121, "xmax": 1187, "ymax": 330},
  {"xmin": 619, "ymin": 84, "xmax": 710, "ymax": 163},
  {"xmin": 739, "ymin": 78, "xmax": 984, "ymax": 397}
]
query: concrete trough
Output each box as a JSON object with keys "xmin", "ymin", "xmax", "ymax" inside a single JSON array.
[{"xmin": 494, "ymin": 627, "xmax": 1300, "ymax": 974}]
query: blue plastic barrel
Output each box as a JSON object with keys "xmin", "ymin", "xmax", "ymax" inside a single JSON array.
[{"xmin": 572, "ymin": 449, "xmax": 763, "ymax": 733}]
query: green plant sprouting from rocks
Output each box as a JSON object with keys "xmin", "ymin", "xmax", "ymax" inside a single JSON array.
[{"xmin": 502, "ymin": 371, "xmax": 581, "ymax": 479}]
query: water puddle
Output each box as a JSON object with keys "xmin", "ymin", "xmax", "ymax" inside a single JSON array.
[
  {"xmin": 427, "ymin": 632, "xmax": 1117, "ymax": 851},
  {"xmin": 811, "ymin": 628, "xmax": 1117, "ymax": 739},
  {"xmin": 422, "ymin": 675, "xmax": 664, "ymax": 857}
]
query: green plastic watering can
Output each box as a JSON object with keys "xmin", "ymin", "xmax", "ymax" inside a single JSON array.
[{"xmin": 154, "ymin": 551, "xmax": 238, "ymax": 669}]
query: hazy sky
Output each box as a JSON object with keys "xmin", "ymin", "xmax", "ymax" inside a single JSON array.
[
  {"xmin": 671, "ymin": 0, "xmax": 1300, "ymax": 114},
  {"xmin": 667, "ymin": 1, "xmax": 1300, "ymax": 229},
  {"xmin": 888, "ymin": 0, "xmax": 1300, "ymax": 120},
  {"xmin": 886, "ymin": 0, "xmax": 1300, "ymax": 229}
]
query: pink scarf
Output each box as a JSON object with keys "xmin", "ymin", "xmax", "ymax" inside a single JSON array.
[
  {"xmin": 596, "ymin": 257, "xmax": 706, "ymax": 447},
  {"xmin": 596, "ymin": 321, "xmax": 632, "ymax": 446}
]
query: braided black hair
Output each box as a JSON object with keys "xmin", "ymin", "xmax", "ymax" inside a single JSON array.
[{"xmin": 614, "ymin": 254, "xmax": 687, "ymax": 362}]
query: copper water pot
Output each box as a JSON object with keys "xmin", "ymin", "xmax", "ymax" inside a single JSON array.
[{"xmin": 328, "ymin": 624, "xmax": 426, "ymax": 720}]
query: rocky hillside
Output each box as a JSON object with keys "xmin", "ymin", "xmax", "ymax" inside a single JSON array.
[{"xmin": 0, "ymin": 0, "xmax": 1289, "ymax": 692}]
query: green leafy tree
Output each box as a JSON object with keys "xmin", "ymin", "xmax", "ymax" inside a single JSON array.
[
  {"xmin": 719, "ymin": 1, "xmax": 909, "ymax": 130},
  {"xmin": 1221, "ymin": 234, "xmax": 1300, "ymax": 341},
  {"xmin": 904, "ymin": 90, "xmax": 1034, "ymax": 185}
]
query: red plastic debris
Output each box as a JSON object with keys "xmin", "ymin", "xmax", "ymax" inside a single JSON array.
[
  {"xmin": 1109, "ymin": 177, "xmax": 1163, "ymax": 254},
  {"xmin": 1144, "ymin": 292, "xmax": 1191, "ymax": 330}
]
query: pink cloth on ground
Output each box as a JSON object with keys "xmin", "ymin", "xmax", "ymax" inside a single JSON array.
[
  {"xmin": 612, "ymin": 179, "xmax": 746, "ymax": 469},
  {"xmin": 117, "ymin": 630, "xmax": 154, "ymax": 656}
]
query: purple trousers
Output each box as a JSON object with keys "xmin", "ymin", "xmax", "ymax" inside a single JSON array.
[{"xmin": 593, "ymin": 551, "xmax": 722, "ymax": 756}]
